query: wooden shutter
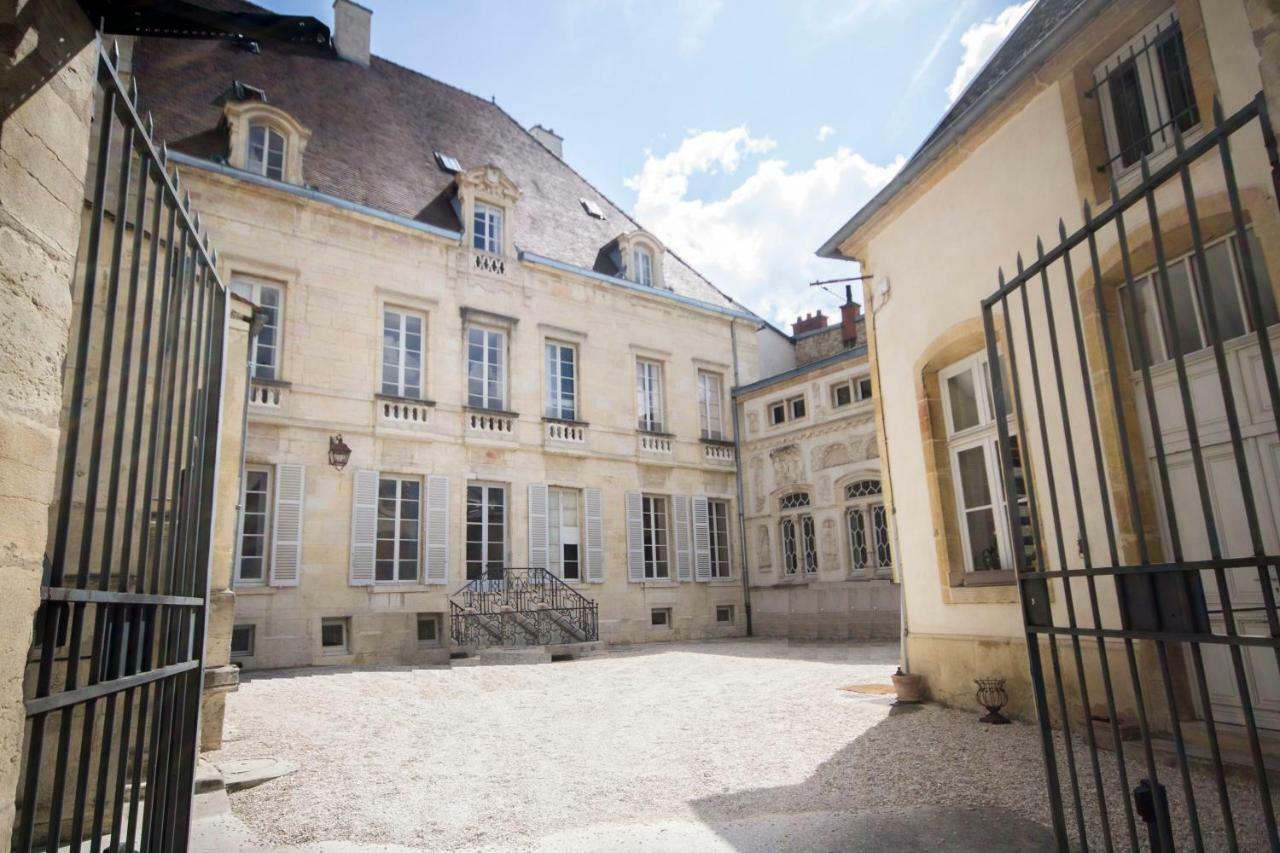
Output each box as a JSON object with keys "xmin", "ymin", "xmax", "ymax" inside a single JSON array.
[
  {"xmin": 425, "ymin": 474, "xmax": 449, "ymax": 584},
  {"xmin": 270, "ymin": 463, "xmax": 305, "ymax": 587},
  {"xmin": 349, "ymin": 469, "xmax": 378, "ymax": 586},
  {"xmin": 674, "ymin": 495, "xmax": 692, "ymax": 581},
  {"xmin": 528, "ymin": 483, "xmax": 549, "ymax": 570},
  {"xmin": 625, "ymin": 491, "xmax": 644, "ymax": 582},
  {"xmin": 584, "ymin": 487, "xmax": 604, "ymax": 583},
  {"xmin": 692, "ymin": 496, "xmax": 712, "ymax": 582}
]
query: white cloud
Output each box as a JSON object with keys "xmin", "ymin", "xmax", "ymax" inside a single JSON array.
[
  {"xmin": 676, "ymin": 0, "xmax": 724, "ymax": 54},
  {"xmin": 626, "ymin": 128, "xmax": 904, "ymax": 326},
  {"xmin": 945, "ymin": 0, "xmax": 1033, "ymax": 103},
  {"xmin": 816, "ymin": 125, "xmax": 836, "ymax": 142}
]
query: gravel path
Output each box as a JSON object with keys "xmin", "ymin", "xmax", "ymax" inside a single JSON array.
[{"xmin": 212, "ymin": 640, "xmax": 1277, "ymax": 851}]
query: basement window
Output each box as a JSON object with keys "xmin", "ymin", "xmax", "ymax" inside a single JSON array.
[
  {"xmin": 231, "ymin": 624, "xmax": 255, "ymax": 659},
  {"xmin": 716, "ymin": 605, "xmax": 734, "ymax": 624},
  {"xmin": 650, "ymin": 607, "xmax": 672, "ymax": 628},
  {"xmin": 417, "ymin": 613, "xmax": 440, "ymax": 646},
  {"xmin": 321, "ymin": 617, "xmax": 350, "ymax": 655}
]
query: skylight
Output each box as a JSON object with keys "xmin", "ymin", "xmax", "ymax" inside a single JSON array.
[
  {"xmin": 435, "ymin": 151, "xmax": 461, "ymax": 173},
  {"xmin": 580, "ymin": 198, "xmax": 605, "ymax": 220}
]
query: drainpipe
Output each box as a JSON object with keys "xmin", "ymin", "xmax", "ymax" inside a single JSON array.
[{"xmin": 729, "ymin": 318, "xmax": 753, "ymax": 636}]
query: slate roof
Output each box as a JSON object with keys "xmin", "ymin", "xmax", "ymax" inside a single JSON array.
[{"xmin": 130, "ymin": 0, "xmax": 748, "ymax": 314}]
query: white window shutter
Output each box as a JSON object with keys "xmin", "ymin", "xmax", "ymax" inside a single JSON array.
[
  {"xmin": 528, "ymin": 483, "xmax": 549, "ymax": 570},
  {"xmin": 692, "ymin": 496, "xmax": 712, "ymax": 582},
  {"xmin": 584, "ymin": 487, "xmax": 604, "ymax": 583},
  {"xmin": 270, "ymin": 463, "xmax": 305, "ymax": 587},
  {"xmin": 349, "ymin": 469, "xmax": 378, "ymax": 586},
  {"xmin": 625, "ymin": 491, "xmax": 644, "ymax": 582},
  {"xmin": 425, "ymin": 474, "xmax": 449, "ymax": 584},
  {"xmin": 674, "ymin": 495, "xmax": 692, "ymax": 581}
]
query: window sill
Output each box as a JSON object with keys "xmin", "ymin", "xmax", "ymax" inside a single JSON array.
[
  {"xmin": 699, "ymin": 436, "xmax": 734, "ymax": 447},
  {"xmin": 465, "ymin": 405, "xmax": 519, "ymax": 418},
  {"xmin": 635, "ymin": 579, "xmax": 678, "ymax": 587},
  {"xmin": 377, "ymin": 393, "xmax": 436, "ymax": 407},
  {"xmin": 234, "ymin": 584, "xmax": 277, "ymax": 595},
  {"xmin": 251, "ymin": 377, "xmax": 291, "ymax": 388},
  {"xmin": 961, "ymin": 570, "xmax": 1016, "ymax": 588},
  {"xmin": 543, "ymin": 416, "xmax": 589, "ymax": 427},
  {"xmin": 636, "ymin": 428, "xmax": 675, "ymax": 438}
]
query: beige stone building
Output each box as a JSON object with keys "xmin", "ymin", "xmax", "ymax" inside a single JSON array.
[{"xmin": 736, "ymin": 305, "xmax": 899, "ymax": 639}]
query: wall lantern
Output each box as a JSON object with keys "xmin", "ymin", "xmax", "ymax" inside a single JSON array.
[{"xmin": 328, "ymin": 434, "xmax": 352, "ymax": 471}]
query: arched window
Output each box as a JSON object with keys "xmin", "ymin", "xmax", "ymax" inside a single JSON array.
[
  {"xmin": 845, "ymin": 479, "xmax": 890, "ymax": 576},
  {"xmin": 777, "ymin": 491, "xmax": 816, "ymax": 575},
  {"xmin": 247, "ymin": 123, "xmax": 286, "ymax": 180}
]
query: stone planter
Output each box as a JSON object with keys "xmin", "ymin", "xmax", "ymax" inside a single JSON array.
[{"xmin": 891, "ymin": 668, "xmax": 925, "ymax": 704}]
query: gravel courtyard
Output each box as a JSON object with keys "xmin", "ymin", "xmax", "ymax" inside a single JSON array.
[{"xmin": 204, "ymin": 639, "xmax": 1275, "ymax": 851}]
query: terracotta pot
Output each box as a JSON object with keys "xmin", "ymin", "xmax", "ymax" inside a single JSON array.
[{"xmin": 891, "ymin": 668, "xmax": 925, "ymax": 704}]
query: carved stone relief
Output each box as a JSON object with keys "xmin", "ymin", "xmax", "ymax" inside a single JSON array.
[
  {"xmin": 865, "ymin": 435, "xmax": 880, "ymax": 459},
  {"xmin": 818, "ymin": 474, "xmax": 832, "ymax": 504},
  {"xmin": 746, "ymin": 411, "xmax": 759, "ymax": 434},
  {"xmin": 757, "ymin": 524, "xmax": 772, "ymax": 570},
  {"xmin": 821, "ymin": 517, "xmax": 838, "ymax": 567},
  {"xmin": 814, "ymin": 442, "xmax": 851, "ymax": 471},
  {"xmin": 770, "ymin": 444, "xmax": 803, "ymax": 486},
  {"xmin": 750, "ymin": 455, "xmax": 765, "ymax": 512}
]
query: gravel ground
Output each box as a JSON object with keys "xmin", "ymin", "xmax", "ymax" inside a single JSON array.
[{"xmin": 212, "ymin": 639, "xmax": 1277, "ymax": 851}]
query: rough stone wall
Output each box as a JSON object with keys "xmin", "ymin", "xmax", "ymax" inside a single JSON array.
[
  {"xmin": 0, "ymin": 0, "xmax": 96, "ymax": 840},
  {"xmin": 793, "ymin": 327, "xmax": 844, "ymax": 366}
]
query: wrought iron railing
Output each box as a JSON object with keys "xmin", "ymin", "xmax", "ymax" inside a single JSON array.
[{"xmin": 449, "ymin": 568, "xmax": 599, "ymax": 648}]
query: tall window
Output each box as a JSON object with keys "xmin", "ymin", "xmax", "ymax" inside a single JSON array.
[
  {"xmin": 548, "ymin": 487, "xmax": 581, "ymax": 581},
  {"xmin": 940, "ymin": 352, "xmax": 1033, "ymax": 574},
  {"xmin": 641, "ymin": 495, "xmax": 670, "ymax": 579},
  {"xmin": 778, "ymin": 492, "xmax": 817, "ymax": 575},
  {"xmin": 545, "ymin": 342, "xmax": 577, "ymax": 420},
  {"xmin": 473, "ymin": 202, "xmax": 503, "ymax": 254},
  {"xmin": 1120, "ymin": 229, "xmax": 1279, "ymax": 370},
  {"xmin": 235, "ymin": 466, "xmax": 271, "ymax": 584},
  {"xmin": 467, "ymin": 327, "xmax": 505, "ymax": 410},
  {"xmin": 1094, "ymin": 12, "xmax": 1198, "ymax": 173},
  {"xmin": 698, "ymin": 370, "xmax": 724, "ymax": 440},
  {"xmin": 708, "ymin": 498, "xmax": 731, "ymax": 578},
  {"xmin": 466, "ymin": 484, "xmax": 505, "ymax": 580},
  {"xmin": 382, "ymin": 309, "xmax": 424, "ymax": 398},
  {"xmin": 632, "ymin": 246, "xmax": 654, "ymax": 286},
  {"xmin": 845, "ymin": 479, "xmax": 891, "ymax": 575},
  {"xmin": 247, "ymin": 123, "xmax": 286, "ymax": 180},
  {"xmin": 636, "ymin": 359, "xmax": 664, "ymax": 432},
  {"xmin": 230, "ymin": 277, "xmax": 282, "ymax": 380},
  {"xmin": 376, "ymin": 476, "xmax": 419, "ymax": 582}
]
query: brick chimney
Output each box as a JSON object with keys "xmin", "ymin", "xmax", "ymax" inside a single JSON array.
[
  {"xmin": 840, "ymin": 301, "xmax": 861, "ymax": 346},
  {"xmin": 792, "ymin": 310, "xmax": 829, "ymax": 336},
  {"xmin": 333, "ymin": 0, "xmax": 371, "ymax": 66}
]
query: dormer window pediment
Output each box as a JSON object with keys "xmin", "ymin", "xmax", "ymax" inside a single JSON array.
[
  {"xmin": 456, "ymin": 164, "xmax": 520, "ymax": 259},
  {"xmin": 223, "ymin": 101, "xmax": 310, "ymax": 185}
]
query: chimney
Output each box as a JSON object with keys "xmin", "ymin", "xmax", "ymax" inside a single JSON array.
[
  {"xmin": 840, "ymin": 301, "xmax": 861, "ymax": 347},
  {"xmin": 530, "ymin": 125, "xmax": 564, "ymax": 159},
  {"xmin": 333, "ymin": 0, "xmax": 371, "ymax": 67},
  {"xmin": 791, "ymin": 310, "xmax": 829, "ymax": 337}
]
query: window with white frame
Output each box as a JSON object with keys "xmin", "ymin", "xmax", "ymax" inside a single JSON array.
[
  {"xmin": 1092, "ymin": 10, "xmax": 1198, "ymax": 175},
  {"xmin": 473, "ymin": 202, "xmax": 503, "ymax": 254},
  {"xmin": 545, "ymin": 341, "xmax": 578, "ymax": 420},
  {"xmin": 845, "ymin": 479, "xmax": 891, "ymax": 575},
  {"xmin": 376, "ymin": 475, "xmax": 420, "ymax": 582},
  {"xmin": 940, "ymin": 352, "xmax": 1033, "ymax": 575},
  {"xmin": 1120, "ymin": 229, "xmax": 1279, "ymax": 371},
  {"xmin": 698, "ymin": 370, "xmax": 725, "ymax": 440},
  {"xmin": 235, "ymin": 466, "xmax": 271, "ymax": 584},
  {"xmin": 230, "ymin": 277, "xmax": 282, "ymax": 380},
  {"xmin": 708, "ymin": 498, "xmax": 732, "ymax": 578},
  {"xmin": 247, "ymin": 123, "xmax": 286, "ymax": 181},
  {"xmin": 465, "ymin": 484, "xmax": 506, "ymax": 580},
  {"xmin": 467, "ymin": 327, "xmax": 506, "ymax": 410},
  {"xmin": 632, "ymin": 246, "xmax": 654, "ymax": 286},
  {"xmin": 778, "ymin": 491, "xmax": 817, "ymax": 575},
  {"xmin": 382, "ymin": 308, "xmax": 424, "ymax": 399},
  {"xmin": 636, "ymin": 358, "xmax": 664, "ymax": 432},
  {"xmin": 768, "ymin": 394, "xmax": 806, "ymax": 425},
  {"xmin": 548, "ymin": 487, "xmax": 582, "ymax": 581},
  {"xmin": 641, "ymin": 495, "xmax": 670, "ymax": 579}
]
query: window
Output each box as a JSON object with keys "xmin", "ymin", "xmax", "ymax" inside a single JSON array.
[
  {"xmin": 235, "ymin": 466, "xmax": 271, "ymax": 584},
  {"xmin": 708, "ymin": 498, "xmax": 732, "ymax": 579},
  {"xmin": 715, "ymin": 605, "xmax": 734, "ymax": 624},
  {"xmin": 435, "ymin": 151, "xmax": 461, "ymax": 173},
  {"xmin": 641, "ymin": 495, "xmax": 670, "ymax": 579},
  {"xmin": 1120, "ymin": 229, "xmax": 1279, "ymax": 370},
  {"xmin": 790, "ymin": 396, "xmax": 806, "ymax": 420},
  {"xmin": 231, "ymin": 624, "xmax": 255, "ymax": 659},
  {"xmin": 376, "ymin": 476, "xmax": 420, "ymax": 582},
  {"xmin": 1093, "ymin": 12, "xmax": 1199, "ymax": 174},
  {"xmin": 769, "ymin": 395, "xmax": 806, "ymax": 425},
  {"xmin": 769, "ymin": 402, "xmax": 786, "ymax": 425},
  {"xmin": 778, "ymin": 492, "xmax": 817, "ymax": 575},
  {"xmin": 247, "ymin": 123, "xmax": 285, "ymax": 180},
  {"xmin": 321, "ymin": 617, "xmax": 349, "ymax": 654},
  {"xmin": 548, "ymin": 487, "xmax": 582, "ymax": 581},
  {"xmin": 832, "ymin": 382, "xmax": 853, "ymax": 408},
  {"xmin": 545, "ymin": 342, "xmax": 577, "ymax": 420},
  {"xmin": 856, "ymin": 377, "xmax": 873, "ymax": 401},
  {"xmin": 636, "ymin": 359, "xmax": 664, "ymax": 432},
  {"xmin": 473, "ymin": 202, "xmax": 503, "ymax": 254},
  {"xmin": 698, "ymin": 370, "xmax": 725, "ymax": 440},
  {"xmin": 940, "ymin": 353, "xmax": 1033, "ymax": 575},
  {"xmin": 467, "ymin": 327, "xmax": 506, "ymax": 410},
  {"xmin": 650, "ymin": 607, "xmax": 671, "ymax": 627},
  {"xmin": 382, "ymin": 308, "xmax": 424, "ymax": 399},
  {"xmin": 466, "ymin": 484, "xmax": 506, "ymax": 580},
  {"xmin": 230, "ymin": 277, "xmax": 282, "ymax": 380},
  {"xmin": 632, "ymin": 246, "xmax": 654, "ymax": 286},
  {"xmin": 416, "ymin": 613, "xmax": 440, "ymax": 645},
  {"xmin": 845, "ymin": 480, "xmax": 891, "ymax": 575}
]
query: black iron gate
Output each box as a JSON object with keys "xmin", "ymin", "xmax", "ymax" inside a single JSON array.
[
  {"xmin": 983, "ymin": 91, "xmax": 1280, "ymax": 852},
  {"xmin": 12, "ymin": 43, "xmax": 227, "ymax": 852}
]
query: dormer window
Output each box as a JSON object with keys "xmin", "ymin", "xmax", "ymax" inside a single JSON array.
[
  {"xmin": 616, "ymin": 229, "xmax": 665, "ymax": 290},
  {"xmin": 247, "ymin": 123, "xmax": 286, "ymax": 181},
  {"xmin": 632, "ymin": 247, "xmax": 654, "ymax": 287},
  {"xmin": 473, "ymin": 202, "xmax": 503, "ymax": 254}
]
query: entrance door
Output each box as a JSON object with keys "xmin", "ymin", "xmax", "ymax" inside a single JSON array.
[{"xmin": 466, "ymin": 484, "xmax": 507, "ymax": 580}]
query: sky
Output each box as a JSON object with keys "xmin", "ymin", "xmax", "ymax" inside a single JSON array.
[{"xmin": 253, "ymin": 0, "xmax": 1033, "ymax": 326}]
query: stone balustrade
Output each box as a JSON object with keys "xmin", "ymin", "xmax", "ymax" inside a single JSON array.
[
  {"xmin": 473, "ymin": 252, "xmax": 507, "ymax": 276},
  {"xmin": 378, "ymin": 398, "xmax": 432, "ymax": 429},
  {"xmin": 544, "ymin": 420, "xmax": 586, "ymax": 444},
  {"xmin": 249, "ymin": 381, "xmax": 284, "ymax": 409},
  {"xmin": 637, "ymin": 432, "xmax": 673, "ymax": 456},
  {"xmin": 702, "ymin": 443, "xmax": 736, "ymax": 466},
  {"xmin": 467, "ymin": 409, "xmax": 517, "ymax": 438}
]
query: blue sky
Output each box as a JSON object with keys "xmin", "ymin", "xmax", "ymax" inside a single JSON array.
[{"xmin": 254, "ymin": 0, "xmax": 1031, "ymax": 325}]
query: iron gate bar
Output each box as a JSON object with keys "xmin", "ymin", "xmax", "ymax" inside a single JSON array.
[{"xmin": 983, "ymin": 90, "xmax": 1280, "ymax": 853}]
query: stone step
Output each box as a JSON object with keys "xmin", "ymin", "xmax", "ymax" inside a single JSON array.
[{"xmin": 449, "ymin": 641, "xmax": 605, "ymax": 667}]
